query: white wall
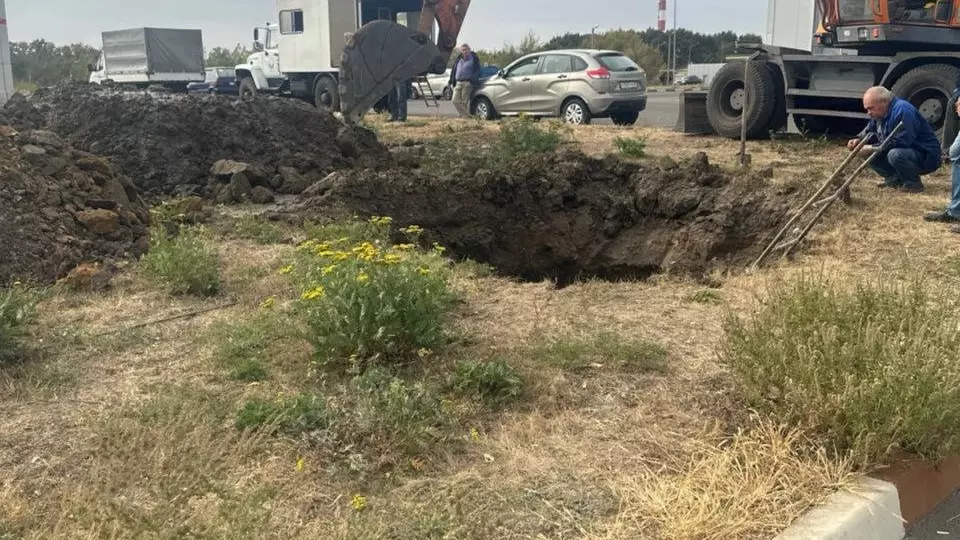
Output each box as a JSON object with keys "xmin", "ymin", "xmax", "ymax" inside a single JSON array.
[{"xmin": 0, "ymin": 0, "xmax": 14, "ymax": 105}]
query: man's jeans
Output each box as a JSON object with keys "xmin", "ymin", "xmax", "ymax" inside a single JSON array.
[
  {"xmin": 949, "ymin": 162, "xmax": 960, "ymax": 218},
  {"xmin": 870, "ymin": 148, "xmax": 940, "ymax": 189},
  {"xmin": 389, "ymin": 81, "xmax": 409, "ymax": 121},
  {"xmin": 453, "ymin": 81, "xmax": 474, "ymax": 118}
]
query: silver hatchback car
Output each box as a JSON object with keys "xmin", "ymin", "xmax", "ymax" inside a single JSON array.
[{"xmin": 470, "ymin": 49, "xmax": 648, "ymax": 125}]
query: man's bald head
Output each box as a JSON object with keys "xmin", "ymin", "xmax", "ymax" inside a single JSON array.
[{"xmin": 863, "ymin": 86, "xmax": 893, "ymax": 119}]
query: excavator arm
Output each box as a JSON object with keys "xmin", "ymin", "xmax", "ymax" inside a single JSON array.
[{"xmin": 339, "ymin": 0, "xmax": 471, "ymax": 124}]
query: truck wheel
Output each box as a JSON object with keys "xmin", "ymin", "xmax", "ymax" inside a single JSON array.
[
  {"xmin": 891, "ymin": 64, "xmax": 960, "ymax": 134},
  {"xmin": 706, "ymin": 59, "xmax": 777, "ymax": 139},
  {"xmin": 442, "ymin": 86, "xmax": 453, "ymax": 100},
  {"xmin": 610, "ymin": 111, "xmax": 640, "ymax": 125},
  {"xmin": 763, "ymin": 63, "xmax": 788, "ymax": 133},
  {"xmin": 239, "ymin": 77, "xmax": 257, "ymax": 101},
  {"xmin": 314, "ymin": 76, "xmax": 340, "ymax": 112}
]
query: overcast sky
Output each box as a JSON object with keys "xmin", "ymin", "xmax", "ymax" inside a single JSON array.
[{"xmin": 7, "ymin": 0, "xmax": 769, "ymax": 50}]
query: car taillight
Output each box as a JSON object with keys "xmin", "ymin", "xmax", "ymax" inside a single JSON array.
[{"xmin": 586, "ymin": 67, "xmax": 611, "ymax": 79}]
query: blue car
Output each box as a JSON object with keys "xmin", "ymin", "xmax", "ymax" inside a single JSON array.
[
  {"xmin": 187, "ymin": 67, "xmax": 238, "ymax": 95},
  {"xmin": 479, "ymin": 65, "xmax": 500, "ymax": 81}
]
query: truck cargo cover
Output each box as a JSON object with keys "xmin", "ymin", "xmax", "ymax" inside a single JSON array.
[{"xmin": 102, "ymin": 28, "xmax": 204, "ymax": 75}]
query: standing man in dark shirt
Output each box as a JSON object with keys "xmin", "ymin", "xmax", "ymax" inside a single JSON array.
[{"xmin": 449, "ymin": 43, "xmax": 481, "ymax": 118}]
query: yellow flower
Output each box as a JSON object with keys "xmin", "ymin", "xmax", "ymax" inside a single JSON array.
[
  {"xmin": 278, "ymin": 265, "xmax": 293, "ymax": 275},
  {"xmin": 296, "ymin": 457, "xmax": 305, "ymax": 471},
  {"xmin": 394, "ymin": 243, "xmax": 415, "ymax": 251},
  {"xmin": 433, "ymin": 243, "xmax": 447, "ymax": 254},
  {"xmin": 321, "ymin": 264, "xmax": 337, "ymax": 276},
  {"xmin": 301, "ymin": 286, "xmax": 325, "ymax": 300},
  {"xmin": 369, "ymin": 215, "xmax": 393, "ymax": 226},
  {"xmin": 382, "ymin": 253, "xmax": 402, "ymax": 265},
  {"xmin": 470, "ymin": 428, "xmax": 481, "ymax": 442},
  {"xmin": 316, "ymin": 250, "xmax": 337, "ymax": 257},
  {"xmin": 402, "ymin": 225, "xmax": 424, "ymax": 235},
  {"xmin": 259, "ymin": 296, "xmax": 276, "ymax": 309},
  {"xmin": 356, "ymin": 271, "xmax": 370, "ymax": 284},
  {"xmin": 417, "ymin": 266, "xmax": 431, "ymax": 276},
  {"xmin": 333, "ymin": 252, "xmax": 351, "ymax": 262},
  {"xmin": 416, "ymin": 348, "xmax": 433, "ymax": 358},
  {"xmin": 296, "ymin": 240, "xmax": 316, "ymax": 251},
  {"xmin": 351, "ymin": 494, "xmax": 367, "ymax": 512}
]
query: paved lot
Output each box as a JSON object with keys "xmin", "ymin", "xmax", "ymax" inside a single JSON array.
[
  {"xmin": 906, "ymin": 490, "xmax": 960, "ymax": 539},
  {"xmin": 405, "ymin": 93, "xmax": 681, "ymax": 128}
]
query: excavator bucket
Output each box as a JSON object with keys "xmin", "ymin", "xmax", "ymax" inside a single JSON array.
[
  {"xmin": 339, "ymin": 20, "xmax": 446, "ymax": 124},
  {"xmin": 674, "ymin": 90, "xmax": 714, "ymax": 135}
]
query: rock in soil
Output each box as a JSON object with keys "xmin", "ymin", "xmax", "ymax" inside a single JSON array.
[
  {"xmin": 2, "ymin": 83, "xmax": 391, "ymax": 200},
  {"xmin": 0, "ymin": 127, "xmax": 150, "ymax": 285},
  {"xmin": 288, "ymin": 151, "xmax": 798, "ymax": 285}
]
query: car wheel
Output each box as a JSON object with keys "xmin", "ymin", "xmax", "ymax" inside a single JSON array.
[
  {"xmin": 561, "ymin": 98, "xmax": 592, "ymax": 125},
  {"xmin": 238, "ymin": 77, "xmax": 257, "ymax": 101},
  {"xmin": 473, "ymin": 97, "xmax": 497, "ymax": 120},
  {"xmin": 442, "ymin": 86, "xmax": 453, "ymax": 100},
  {"xmin": 610, "ymin": 111, "xmax": 639, "ymax": 126},
  {"xmin": 410, "ymin": 86, "xmax": 421, "ymax": 100}
]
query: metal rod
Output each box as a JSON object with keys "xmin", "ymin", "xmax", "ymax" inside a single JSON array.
[
  {"xmin": 751, "ymin": 132, "xmax": 873, "ymax": 269},
  {"xmin": 739, "ymin": 55, "xmax": 752, "ymax": 167},
  {"xmin": 782, "ymin": 121, "xmax": 904, "ymax": 258}
]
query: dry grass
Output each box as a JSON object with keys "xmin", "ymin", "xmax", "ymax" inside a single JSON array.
[{"xmin": 5, "ymin": 118, "xmax": 960, "ymax": 538}]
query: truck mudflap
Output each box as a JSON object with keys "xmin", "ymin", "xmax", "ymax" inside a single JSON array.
[
  {"xmin": 339, "ymin": 20, "xmax": 444, "ymax": 123},
  {"xmin": 675, "ymin": 90, "xmax": 713, "ymax": 135}
]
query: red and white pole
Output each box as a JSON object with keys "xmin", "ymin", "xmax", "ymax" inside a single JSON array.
[{"xmin": 657, "ymin": 0, "xmax": 667, "ymax": 31}]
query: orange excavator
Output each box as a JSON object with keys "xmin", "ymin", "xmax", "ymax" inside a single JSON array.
[
  {"xmin": 696, "ymin": 0, "xmax": 960, "ymax": 140},
  {"xmin": 339, "ymin": 0, "xmax": 471, "ymax": 123}
]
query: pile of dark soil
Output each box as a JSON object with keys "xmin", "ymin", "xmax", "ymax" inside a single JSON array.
[
  {"xmin": 0, "ymin": 125, "xmax": 150, "ymax": 285},
  {"xmin": 0, "ymin": 84, "xmax": 389, "ymax": 200},
  {"xmin": 288, "ymin": 150, "xmax": 797, "ymax": 285}
]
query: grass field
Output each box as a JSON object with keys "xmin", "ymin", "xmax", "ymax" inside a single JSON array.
[{"xmin": 2, "ymin": 115, "xmax": 959, "ymax": 539}]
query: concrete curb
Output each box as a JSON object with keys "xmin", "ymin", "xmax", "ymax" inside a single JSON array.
[{"xmin": 774, "ymin": 477, "xmax": 905, "ymax": 540}]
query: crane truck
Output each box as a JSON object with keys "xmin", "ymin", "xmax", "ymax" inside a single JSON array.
[
  {"xmin": 235, "ymin": 0, "xmax": 469, "ymax": 122},
  {"xmin": 687, "ymin": 0, "xmax": 960, "ymax": 140},
  {"xmin": 0, "ymin": 0, "xmax": 14, "ymax": 106}
]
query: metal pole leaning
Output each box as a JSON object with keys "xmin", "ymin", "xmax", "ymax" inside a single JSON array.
[
  {"xmin": 782, "ymin": 121, "xmax": 905, "ymax": 258},
  {"xmin": 751, "ymin": 132, "xmax": 874, "ymax": 269}
]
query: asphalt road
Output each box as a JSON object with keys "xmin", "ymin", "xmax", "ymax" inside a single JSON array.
[
  {"xmin": 405, "ymin": 92, "xmax": 681, "ymax": 128},
  {"xmin": 906, "ymin": 490, "xmax": 960, "ymax": 539}
]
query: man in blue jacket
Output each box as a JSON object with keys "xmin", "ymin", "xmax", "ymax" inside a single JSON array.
[
  {"xmin": 847, "ymin": 86, "xmax": 942, "ymax": 193},
  {"xmin": 448, "ymin": 43, "xmax": 481, "ymax": 118}
]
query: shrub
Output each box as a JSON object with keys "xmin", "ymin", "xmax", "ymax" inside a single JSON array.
[
  {"xmin": 235, "ymin": 393, "xmax": 330, "ymax": 435},
  {"xmin": 141, "ymin": 224, "xmax": 221, "ymax": 296},
  {"xmin": 450, "ymin": 359, "xmax": 524, "ymax": 405},
  {"xmin": 288, "ymin": 217, "xmax": 456, "ymax": 371},
  {"xmin": 614, "ymin": 136, "xmax": 648, "ymax": 158},
  {"xmin": 0, "ymin": 284, "xmax": 39, "ymax": 363},
  {"xmin": 720, "ymin": 275, "xmax": 960, "ymax": 463},
  {"xmin": 498, "ymin": 115, "xmax": 571, "ymax": 157}
]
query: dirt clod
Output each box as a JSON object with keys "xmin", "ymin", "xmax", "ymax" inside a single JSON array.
[
  {"xmin": 291, "ymin": 151, "xmax": 796, "ymax": 285},
  {"xmin": 3, "ymin": 83, "xmax": 391, "ymax": 199},
  {"xmin": 0, "ymin": 126, "xmax": 149, "ymax": 285}
]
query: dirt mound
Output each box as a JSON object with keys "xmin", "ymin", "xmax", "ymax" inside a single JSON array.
[
  {"xmin": 2, "ymin": 83, "xmax": 389, "ymax": 200},
  {"xmin": 289, "ymin": 151, "xmax": 797, "ymax": 284},
  {"xmin": 0, "ymin": 126, "xmax": 150, "ymax": 285}
]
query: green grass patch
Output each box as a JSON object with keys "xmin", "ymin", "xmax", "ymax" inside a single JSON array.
[
  {"xmin": 236, "ymin": 393, "xmax": 331, "ymax": 435},
  {"xmin": 230, "ymin": 215, "xmax": 286, "ymax": 245},
  {"xmin": 207, "ymin": 315, "xmax": 288, "ymax": 382},
  {"xmin": 141, "ymin": 224, "xmax": 221, "ymax": 297},
  {"xmin": 529, "ymin": 332, "xmax": 670, "ymax": 374},
  {"xmin": 686, "ymin": 289, "xmax": 723, "ymax": 305},
  {"xmin": 720, "ymin": 274, "xmax": 960, "ymax": 464},
  {"xmin": 498, "ymin": 115, "xmax": 571, "ymax": 158},
  {"xmin": 613, "ymin": 135, "xmax": 648, "ymax": 158},
  {"xmin": 449, "ymin": 359, "xmax": 524, "ymax": 406},
  {"xmin": 0, "ymin": 284, "xmax": 39, "ymax": 364}
]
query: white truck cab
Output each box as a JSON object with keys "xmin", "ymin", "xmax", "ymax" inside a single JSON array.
[{"xmin": 235, "ymin": 24, "xmax": 284, "ymax": 95}]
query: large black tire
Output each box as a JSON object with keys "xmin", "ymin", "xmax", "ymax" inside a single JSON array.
[
  {"xmin": 891, "ymin": 63, "xmax": 960, "ymax": 135},
  {"xmin": 314, "ymin": 76, "xmax": 340, "ymax": 112},
  {"xmin": 238, "ymin": 77, "xmax": 257, "ymax": 101},
  {"xmin": 706, "ymin": 60, "xmax": 778, "ymax": 139},
  {"xmin": 763, "ymin": 63, "xmax": 788, "ymax": 133}
]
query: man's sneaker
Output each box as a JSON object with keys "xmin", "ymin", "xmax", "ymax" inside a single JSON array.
[
  {"xmin": 877, "ymin": 179, "xmax": 900, "ymax": 189},
  {"xmin": 925, "ymin": 211, "xmax": 960, "ymax": 223},
  {"xmin": 899, "ymin": 184, "xmax": 924, "ymax": 193}
]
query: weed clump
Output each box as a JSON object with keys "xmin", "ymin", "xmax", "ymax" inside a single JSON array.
[
  {"xmin": 0, "ymin": 283, "xmax": 39, "ymax": 363},
  {"xmin": 530, "ymin": 331, "xmax": 670, "ymax": 373},
  {"xmin": 498, "ymin": 115, "xmax": 571, "ymax": 158},
  {"xmin": 614, "ymin": 135, "xmax": 648, "ymax": 158},
  {"xmin": 141, "ymin": 224, "xmax": 221, "ymax": 297},
  {"xmin": 450, "ymin": 359, "xmax": 524, "ymax": 406},
  {"xmin": 286, "ymin": 217, "xmax": 456, "ymax": 371},
  {"xmin": 720, "ymin": 274, "xmax": 960, "ymax": 463}
]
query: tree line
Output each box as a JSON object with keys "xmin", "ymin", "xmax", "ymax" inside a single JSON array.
[{"xmin": 10, "ymin": 27, "xmax": 762, "ymax": 89}]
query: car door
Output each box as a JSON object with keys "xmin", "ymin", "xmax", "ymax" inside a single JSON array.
[
  {"xmin": 486, "ymin": 56, "xmax": 540, "ymax": 113},
  {"xmin": 528, "ymin": 54, "xmax": 575, "ymax": 114}
]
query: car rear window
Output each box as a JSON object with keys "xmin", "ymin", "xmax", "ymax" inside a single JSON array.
[
  {"xmin": 594, "ymin": 53, "xmax": 640, "ymax": 72},
  {"xmin": 216, "ymin": 68, "xmax": 234, "ymax": 78}
]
